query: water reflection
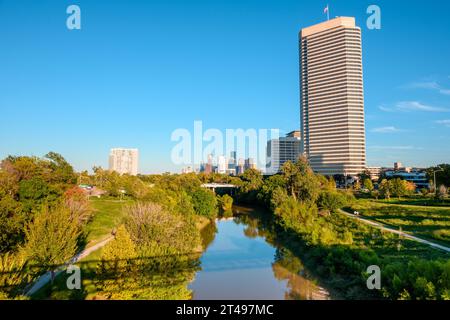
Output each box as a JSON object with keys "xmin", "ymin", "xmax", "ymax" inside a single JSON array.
[{"xmin": 189, "ymin": 206, "xmax": 330, "ymax": 300}]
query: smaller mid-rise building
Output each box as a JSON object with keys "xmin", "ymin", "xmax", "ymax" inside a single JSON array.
[
  {"xmin": 366, "ymin": 166, "xmax": 381, "ymax": 181},
  {"xmin": 383, "ymin": 163, "xmax": 429, "ymax": 189},
  {"xmin": 266, "ymin": 131, "xmax": 301, "ymax": 174}
]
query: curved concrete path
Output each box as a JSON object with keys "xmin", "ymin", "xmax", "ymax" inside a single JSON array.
[
  {"xmin": 339, "ymin": 210, "xmax": 450, "ymax": 253},
  {"xmin": 25, "ymin": 236, "xmax": 113, "ymax": 296}
]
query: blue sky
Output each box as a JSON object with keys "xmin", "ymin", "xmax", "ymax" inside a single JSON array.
[{"xmin": 0, "ymin": 0, "xmax": 449, "ymax": 173}]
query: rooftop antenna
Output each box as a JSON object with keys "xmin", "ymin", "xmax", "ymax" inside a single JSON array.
[{"xmin": 324, "ymin": 4, "xmax": 330, "ymax": 21}]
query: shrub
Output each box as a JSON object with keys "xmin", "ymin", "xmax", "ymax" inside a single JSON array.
[
  {"xmin": 190, "ymin": 188, "xmax": 218, "ymax": 219},
  {"xmin": 124, "ymin": 202, "xmax": 201, "ymax": 253},
  {"xmin": 218, "ymin": 194, "xmax": 233, "ymax": 217},
  {"xmin": 317, "ymin": 191, "xmax": 347, "ymax": 213}
]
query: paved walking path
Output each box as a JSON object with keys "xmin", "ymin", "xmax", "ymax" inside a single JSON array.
[
  {"xmin": 25, "ymin": 236, "xmax": 114, "ymax": 296},
  {"xmin": 339, "ymin": 210, "xmax": 450, "ymax": 253}
]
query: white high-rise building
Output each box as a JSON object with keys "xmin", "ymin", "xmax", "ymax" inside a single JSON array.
[
  {"xmin": 300, "ymin": 17, "xmax": 366, "ymax": 177},
  {"xmin": 217, "ymin": 155, "xmax": 227, "ymax": 174},
  {"xmin": 266, "ymin": 131, "xmax": 302, "ymax": 174},
  {"xmin": 109, "ymin": 148, "xmax": 139, "ymax": 176}
]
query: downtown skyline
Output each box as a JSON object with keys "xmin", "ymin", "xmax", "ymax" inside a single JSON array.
[{"xmin": 1, "ymin": 0, "xmax": 450, "ymax": 174}]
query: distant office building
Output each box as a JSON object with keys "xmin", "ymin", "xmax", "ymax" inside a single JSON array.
[
  {"xmin": 266, "ymin": 130, "xmax": 301, "ymax": 174},
  {"xmin": 300, "ymin": 17, "xmax": 366, "ymax": 177},
  {"xmin": 244, "ymin": 158, "xmax": 256, "ymax": 171},
  {"xmin": 384, "ymin": 165, "xmax": 429, "ymax": 189},
  {"xmin": 181, "ymin": 166, "xmax": 193, "ymax": 174},
  {"xmin": 394, "ymin": 162, "xmax": 403, "ymax": 171},
  {"xmin": 237, "ymin": 158, "xmax": 245, "ymax": 175},
  {"xmin": 230, "ymin": 151, "xmax": 237, "ymax": 162},
  {"xmin": 228, "ymin": 151, "xmax": 237, "ymax": 170},
  {"xmin": 217, "ymin": 155, "xmax": 227, "ymax": 174},
  {"xmin": 366, "ymin": 166, "xmax": 381, "ymax": 181},
  {"xmin": 109, "ymin": 148, "xmax": 139, "ymax": 176}
]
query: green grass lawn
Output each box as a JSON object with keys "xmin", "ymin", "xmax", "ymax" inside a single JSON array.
[
  {"xmin": 348, "ymin": 198, "xmax": 450, "ymax": 246},
  {"xmin": 84, "ymin": 198, "xmax": 133, "ymax": 247}
]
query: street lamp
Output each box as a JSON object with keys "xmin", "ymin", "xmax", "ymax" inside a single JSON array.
[{"xmin": 432, "ymin": 167, "xmax": 444, "ymax": 195}]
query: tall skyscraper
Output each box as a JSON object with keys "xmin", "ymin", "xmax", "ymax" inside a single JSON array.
[
  {"xmin": 109, "ymin": 148, "xmax": 139, "ymax": 176},
  {"xmin": 266, "ymin": 130, "xmax": 302, "ymax": 174},
  {"xmin": 299, "ymin": 17, "xmax": 366, "ymax": 177}
]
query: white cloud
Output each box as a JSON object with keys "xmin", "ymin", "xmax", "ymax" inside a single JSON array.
[
  {"xmin": 378, "ymin": 105, "xmax": 394, "ymax": 112},
  {"xmin": 378, "ymin": 101, "xmax": 449, "ymax": 113},
  {"xmin": 409, "ymin": 81, "xmax": 440, "ymax": 90},
  {"xmin": 370, "ymin": 126, "xmax": 403, "ymax": 133},
  {"xmin": 407, "ymin": 81, "xmax": 450, "ymax": 96},
  {"xmin": 436, "ymin": 119, "xmax": 450, "ymax": 127},
  {"xmin": 396, "ymin": 101, "xmax": 449, "ymax": 112}
]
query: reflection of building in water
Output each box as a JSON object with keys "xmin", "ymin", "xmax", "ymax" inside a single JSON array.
[{"xmin": 272, "ymin": 262, "xmax": 330, "ymax": 300}]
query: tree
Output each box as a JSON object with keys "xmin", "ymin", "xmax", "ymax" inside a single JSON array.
[
  {"xmin": 379, "ymin": 179, "xmax": 392, "ymax": 199},
  {"xmin": 317, "ymin": 191, "xmax": 347, "ymax": 213},
  {"xmin": 363, "ymin": 179, "xmax": 374, "ymax": 192},
  {"xmin": 96, "ymin": 225, "xmax": 138, "ymax": 299},
  {"xmin": 371, "ymin": 190, "xmax": 380, "ymax": 200},
  {"xmin": 438, "ymin": 185, "xmax": 448, "ymax": 200},
  {"xmin": 0, "ymin": 196, "xmax": 25, "ymax": 253},
  {"xmin": 281, "ymin": 157, "xmax": 320, "ymax": 203},
  {"xmin": 390, "ymin": 178, "xmax": 408, "ymax": 199},
  {"xmin": 257, "ymin": 174, "xmax": 286, "ymax": 207},
  {"xmin": 18, "ymin": 177, "xmax": 49, "ymax": 203},
  {"xmin": 21, "ymin": 205, "xmax": 81, "ymax": 269},
  {"xmin": 98, "ymin": 225, "xmax": 137, "ymax": 272},
  {"xmin": 63, "ymin": 186, "xmax": 91, "ymax": 224},
  {"xmin": 238, "ymin": 168, "xmax": 263, "ymax": 203},
  {"xmin": 190, "ymin": 188, "xmax": 218, "ymax": 219},
  {"xmin": 358, "ymin": 169, "xmax": 372, "ymax": 182},
  {"xmin": 218, "ymin": 194, "xmax": 233, "ymax": 216},
  {"xmin": 427, "ymin": 164, "xmax": 450, "ymax": 189},
  {"xmin": 43, "ymin": 152, "xmax": 77, "ymax": 185},
  {"xmin": 124, "ymin": 202, "xmax": 201, "ymax": 253}
]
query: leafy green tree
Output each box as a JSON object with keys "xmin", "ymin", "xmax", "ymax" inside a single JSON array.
[
  {"xmin": 358, "ymin": 169, "xmax": 372, "ymax": 182},
  {"xmin": 427, "ymin": 164, "xmax": 450, "ymax": 188},
  {"xmin": 18, "ymin": 177, "xmax": 49, "ymax": 202},
  {"xmin": 379, "ymin": 179, "xmax": 392, "ymax": 199},
  {"xmin": 270, "ymin": 187, "xmax": 289, "ymax": 211},
  {"xmin": 96, "ymin": 225, "xmax": 138, "ymax": 299},
  {"xmin": 281, "ymin": 157, "xmax": 320, "ymax": 203},
  {"xmin": 21, "ymin": 205, "xmax": 82, "ymax": 269},
  {"xmin": 98, "ymin": 225, "xmax": 137, "ymax": 272},
  {"xmin": 190, "ymin": 188, "xmax": 218, "ymax": 219},
  {"xmin": 390, "ymin": 178, "xmax": 408, "ymax": 199},
  {"xmin": 371, "ymin": 190, "xmax": 380, "ymax": 200},
  {"xmin": 240, "ymin": 168, "xmax": 263, "ymax": 191},
  {"xmin": 363, "ymin": 178, "xmax": 374, "ymax": 192},
  {"xmin": 0, "ymin": 196, "xmax": 25, "ymax": 253},
  {"xmin": 317, "ymin": 191, "xmax": 347, "ymax": 213},
  {"xmin": 218, "ymin": 194, "xmax": 233, "ymax": 216},
  {"xmin": 43, "ymin": 152, "xmax": 77, "ymax": 185},
  {"xmin": 257, "ymin": 174, "xmax": 286, "ymax": 207}
]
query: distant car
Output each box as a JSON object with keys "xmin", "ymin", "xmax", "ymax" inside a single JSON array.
[{"xmin": 353, "ymin": 211, "xmax": 360, "ymax": 216}]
